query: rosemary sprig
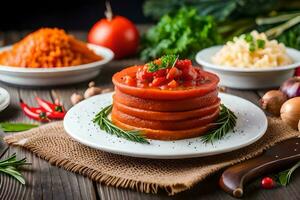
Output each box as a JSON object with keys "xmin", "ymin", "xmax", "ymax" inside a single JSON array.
[
  {"xmin": 278, "ymin": 161, "xmax": 300, "ymax": 186},
  {"xmin": 93, "ymin": 105, "xmax": 149, "ymax": 144},
  {"xmin": 201, "ymin": 104, "xmax": 237, "ymax": 144},
  {"xmin": 0, "ymin": 153, "xmax": 30, "ymax": 184}
]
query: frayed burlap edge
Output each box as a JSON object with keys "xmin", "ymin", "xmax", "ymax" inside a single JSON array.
[{"xmin": 4, "ymin": 118, "xmax": 300, "ymax": 196}]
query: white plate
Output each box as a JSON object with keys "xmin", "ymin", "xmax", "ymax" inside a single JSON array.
[
  {"xmin": 0, "ymin": 87, "xmax": 10, "ymax": 112},
  {"xmin": 64, "ymin": 92, "xmax": 268, "ymax": 159},
  {"xmin": 195, "ymin": 46, "xmax": 300, "ymax": 89},
  {"xmin": 0, "ymin": 44, "xmax": 114, "ymax": 86}
]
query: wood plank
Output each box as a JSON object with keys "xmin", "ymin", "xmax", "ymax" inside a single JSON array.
[
  {"xmin": 0, "ymin": 88, "xmax": 97, "ymax": 200},
  {"xmin": 0, "ymin": 130, "xmax": 8, "ymax": 158},
  {"xmin": 1, "ymin": 30, "xmax": 300, "ymax": 200},
  {"xmin": 0, "ymin": 83, "xmax": 23, "ymax": 158},
  {"xmin": 0, "ymin": 146, "xmax": 97, "ymax": 200}
]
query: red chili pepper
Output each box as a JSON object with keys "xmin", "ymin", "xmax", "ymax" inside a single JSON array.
[
  {"xmin": 46, "ymin": 111, "xmax": 66, "ymax": 119},
  {"xmin": 35, "ymin": 96, "xmax": 66, "ymax": 119},
  {"xmin": 35, "ymin": 96, "xmax": 65, "ymax": 113},
  {"xmin": 20, "ymin": 99, "xmax": 50, "ymax": 122}
]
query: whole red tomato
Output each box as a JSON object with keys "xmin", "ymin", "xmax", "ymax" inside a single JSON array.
[{"xmin": 88, "ymin": 16, "xmax": 139, "ymax": 59}]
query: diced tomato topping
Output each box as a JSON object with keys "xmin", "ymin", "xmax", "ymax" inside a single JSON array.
[
  {"xmin": 166, "ymin": 67, "xmax": 181, "ymax": 80},
  {"xmin": 136, "ymin": 67, "xmax": 153, "ymax": 81},
  {"xmin": 176, "ymin": 59, "xmax": 192, "ymax": 69},
  {"xmin": 151, "ymin": 77, "xmax": 167, "ymax": 87},
  {"xmin": 122, "ymin": 58, "xmax": 207, "ymax": 89},
  {"xmin": 182, "ymin": 66, "xmax": 198, "ymax": 81},
  {"xmin": 167, "ymin": 80, "xmax": 178, "ymax": 88},
  {"xmin": 153, "ymin": 69, "xmax": 166, "ymax": 78},
  {"xmin": 124, "ymin": 75, "xmax": 136, "ymax": 86},
  {"xmin": 183, "ymin": 80, "xmax": 196, "ymax": 87}
]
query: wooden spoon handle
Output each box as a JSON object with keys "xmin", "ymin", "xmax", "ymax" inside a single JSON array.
[{"xmin": 219, "ymin": 138, "xmax": 300, "ymax": 198}]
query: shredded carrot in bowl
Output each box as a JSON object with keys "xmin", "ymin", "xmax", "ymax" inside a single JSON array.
[{"xmin": 0, "ymin": 28, "xmax": 103, "ymax": 68}]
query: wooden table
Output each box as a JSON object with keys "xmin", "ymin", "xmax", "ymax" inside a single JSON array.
[{"xmin": 0, "ymin": 30, "xmax": 300, "ymax": 200}]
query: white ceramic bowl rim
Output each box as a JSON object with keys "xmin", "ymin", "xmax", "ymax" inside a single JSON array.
[
  {"xmin": 0, "ymin": 44, "xmax": 114, "ymax": 73},
  {"xmin": 196, "ymin": 45, "xmax": 300, "ymax": 72}
]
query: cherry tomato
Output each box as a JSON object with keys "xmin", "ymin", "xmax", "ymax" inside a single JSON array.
[
  {"xmin": 261, "ymin": 177, "xmax": 275, "ymax": 189},
  {"xmin": 88, "ymin": 16, "xmax": 139, "ymax": 59}
]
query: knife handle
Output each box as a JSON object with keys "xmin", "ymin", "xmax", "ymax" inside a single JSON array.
[{"xmin": 219, "ymin": 153, "xmax": 300, "ymax": 198}]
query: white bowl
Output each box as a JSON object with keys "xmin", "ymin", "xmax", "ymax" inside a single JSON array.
[
  {"xmin": 195, "ymin": 46, "xmax": 300, "ymax": 89},
  {"xmin": 0, "ymin": 44, "xmax": 114, "ymax": 87},
  {"xmin": 0, "ymin": 87, "xmax": 10, "ymax": 112}
]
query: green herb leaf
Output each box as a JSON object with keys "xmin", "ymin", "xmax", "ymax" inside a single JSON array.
[
  {"xmin": 249, "ymin": 42, "xmax": 256, "ymax": 52},
  {"xmin": 244, "ymin": 33, "xmax": 254, "ymax": 43},
  {"xmin": 278, "ymin": 161, "xmax": 300, "ymax": 186},
  {"xmin": 257, "ymin": 39, "xmax": 266, "ymax": 49},
  {"xmin": 0, "ymin": 153, "xmax": 30, "ymax": 184},
  {"xmin": 201, "ymin": 104, "xmax": 237, "ymax": 143},
  {"xmin": 147, "ymin": 55, "xmax": 178, "ymax": 72},
  {"xmin": 93, "ymin": 105, "xmax": 149, "ymax": 144},
  {"xmin": 0, "ymin": 122, "xmax": 38, "ymax": 132}
]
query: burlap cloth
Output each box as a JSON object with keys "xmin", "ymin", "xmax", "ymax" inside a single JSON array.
[{"xmin": 3, "ymin": 117, "xmax": 300, "ymax": 195}]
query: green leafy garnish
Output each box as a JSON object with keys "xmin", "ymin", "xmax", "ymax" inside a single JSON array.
[
  {"xmin": 277, "ymin": 23, "xmax": 300, "ymax": 50},
  {"xmin": 244, "ymin": 33, "xmax": 258, "ymax": 52},
  {"xmin": 140, "ymin": 8, "xmax": 221, "ymax": 61},
  {"xmin": 93, "ymin": 105, "xmax": 149, "ymax": 144},
  {"xmin": 0, "ymin": 122, "xmax": 38, "ymax": 132},
  {"xmin": 244, "ymin": 33, "xmax": 254, "ymax": 43},
  {"xmin": 201, "ymin": 104, "xmax": 237, "ymax": 143},
  {"xmin": 278, "ymin": 161, "xmax": 300, "ymax": 186},
  {"xmin": 0, "ymin": 153, "xmax": 30, "ymax": 184},
  {"xmin": 243, "ymin": 34, "xmax": 265, "ymax": 52},
  {"xmin": 257, "ymin": 39, "xmax": 266, "ymax": 49},
  {"xmin": 249, "ymin": 43, "xmax": 256, "ymax": 52},
  {"xmin": 147, "ymin": 55, "xmax": 178, "ymax": 72}
]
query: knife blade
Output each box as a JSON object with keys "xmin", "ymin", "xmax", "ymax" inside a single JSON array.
[{"xmin": 219, "ymin": 137, "xmax": 300, "ymax": 198}]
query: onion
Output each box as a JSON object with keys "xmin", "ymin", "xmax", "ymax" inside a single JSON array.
[
  {"xmin": 280, "ymin": 77, "xmax": 300, "ymax": 98},
  {"xmin": 280, "ymin": 97, "xmax": 300, "ymax": 129},
  {"xmin": 260, "ymin": 90, "xmax": 287, "ymax": 116}
]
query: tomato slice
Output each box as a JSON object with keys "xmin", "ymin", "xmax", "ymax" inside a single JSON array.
[
  {"xmin": 112, "ymin": 117, "xmax": 214, "ymax": 140},
  {"xmin": 112, "ymin": 66, "xmax": 219, "ymax": 100},
  {"xmin": 114, "ymin": 88, "xmax": 219, "ymax": 112},
  {"xmin": 113, "ymin": 98, "xmax": 220, "ymax": 121},
  {"xmin": 112, "ymin": 107, "xmax": 219, "ymax": 130}
]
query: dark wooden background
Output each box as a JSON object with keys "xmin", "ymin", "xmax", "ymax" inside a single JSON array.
[{"xmin": 0, "ymin": 28, "xmax": 299, "ymax": 200}]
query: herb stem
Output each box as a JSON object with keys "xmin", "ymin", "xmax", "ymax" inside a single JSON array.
[
  {"xmin": 0, "ymin": 153, "xmax": 30, "ymax": 184},
  {"xmin": 93, "ymin": 105, "xmax": 149, "ymax": 144},
  {"xmin": 201, "ymin": 104, "xmax": 237, "ymax": 144}
]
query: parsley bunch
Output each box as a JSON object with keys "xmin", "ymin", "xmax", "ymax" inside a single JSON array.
[{"xmin": 140, "ymin": 8, "xmax": 221, "ymax": 61}]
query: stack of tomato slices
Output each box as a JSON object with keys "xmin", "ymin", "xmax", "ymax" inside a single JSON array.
[{"xmin": 112, "ymin": 58, "xmax": 220, "ymax": 140}]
